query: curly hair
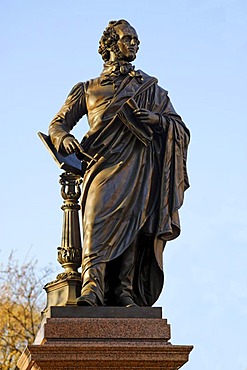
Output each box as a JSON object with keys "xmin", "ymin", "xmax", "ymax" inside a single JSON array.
[{"xmin": 98, "ymin": 20, "xmax": 139, "ymax": 62}]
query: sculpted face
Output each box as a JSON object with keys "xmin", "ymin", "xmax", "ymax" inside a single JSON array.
[{"xmin": 113, "ymin": 24, "xmax": 139, "ymax": 62}]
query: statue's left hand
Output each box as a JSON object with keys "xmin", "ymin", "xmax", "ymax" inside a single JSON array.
[{"xmin": 133, "ymin": 108, "xmax": 159, "ymax": 125}]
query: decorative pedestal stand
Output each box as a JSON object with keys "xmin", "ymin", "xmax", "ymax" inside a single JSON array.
[
  {"xmin": 42, "ymin": 172, "xmax": 82, "ymax": 317},
  {"xmin": 17, "ymin": 306, "xmax": 193, "ymax": 370}
]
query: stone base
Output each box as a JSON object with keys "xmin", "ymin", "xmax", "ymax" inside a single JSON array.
[
  {"xmin": 17, "ymin": 307, "xmax": 193, "ymax": 370},
  {"xmin": 41, "ymin": 278, "xmax": 81, "ymax": 318}
]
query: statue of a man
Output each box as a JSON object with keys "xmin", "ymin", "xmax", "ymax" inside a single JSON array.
[{"xmin": 49, "ymin": 20, "xmax": 190, "ymax": 307}]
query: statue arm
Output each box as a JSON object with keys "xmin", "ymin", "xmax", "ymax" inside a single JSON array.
[
  {"xmin": 132, "ymin": 82, "xmax": 186, "ymax": 133},
  {"xmin": 160, "ymin": 88, "xmax": 189, "ymax": 128},
  {"xmin": 49, "ymin": 82, "xmax": 87, "ymax": 152},
  {"xmin": 152, "ymin": 85, "xmax": 189, "ymax": 135}
]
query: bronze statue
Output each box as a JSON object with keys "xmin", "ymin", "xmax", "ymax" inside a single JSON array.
[{"xmin": 48, "ymin": 20, "xmax": 190, "ymax": 307}]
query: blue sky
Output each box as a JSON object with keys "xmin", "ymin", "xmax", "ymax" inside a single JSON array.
[{"xmin": 1, "ymin": 1, "xmax": 247, "ymax": 369}]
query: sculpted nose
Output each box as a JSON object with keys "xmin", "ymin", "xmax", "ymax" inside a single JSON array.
[{"xmin": 130, "ymin": 38, "xmax": 136, "ymax": 45}]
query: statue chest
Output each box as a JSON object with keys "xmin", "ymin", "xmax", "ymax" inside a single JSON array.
[{"xmin": 85, "ymin": 77, "xmax": 124, "ymax": 126}]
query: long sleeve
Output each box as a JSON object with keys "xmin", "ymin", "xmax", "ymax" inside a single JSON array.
[{"xmin": 49, "ymin": 82, "xmax": 87, "ymax": 151}]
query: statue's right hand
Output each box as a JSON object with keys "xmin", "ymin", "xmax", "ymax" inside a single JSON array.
[{"xmin": 62, "ymin": 136, "xmax": 82, "ymax": 155}]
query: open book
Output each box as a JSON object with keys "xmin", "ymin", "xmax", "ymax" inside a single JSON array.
[{"xmin": 38, "ymin": 132, "xmax": 83, "ymax": 175}]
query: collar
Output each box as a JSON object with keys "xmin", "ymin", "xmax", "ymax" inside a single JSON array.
[{"xmin": 100, "ymin": 61, "xmax": 143, "ymax": 85}]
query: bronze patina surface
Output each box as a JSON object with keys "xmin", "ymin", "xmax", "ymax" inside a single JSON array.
[{"xmin": 48, "ymin": 20, "xmax": 190, "ymax": 308}]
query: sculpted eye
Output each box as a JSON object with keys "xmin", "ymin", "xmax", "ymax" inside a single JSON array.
[{"xmin": 122, "ymin": 36, "xmax": 131, "ymax": 43}]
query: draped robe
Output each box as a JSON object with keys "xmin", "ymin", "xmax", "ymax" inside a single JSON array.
[{"xmin": 49, "ymin": 70, "xmax": 190, "ymax": 306}]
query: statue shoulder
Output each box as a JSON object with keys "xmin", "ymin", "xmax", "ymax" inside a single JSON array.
[
  {"xmin": 83, "ymin": 76, "xmax": 101, "ymax": 92},
  {"xmin": 67, "ymin": 78, "xmax": 102, "ymax": 99},
  {"xmin": 69, "ymin": 81, "xmax": 84, "ymax": 92},
  {"xmin": 137, "ymin": 70, "xmax": 168, "ymax": 94},
  {"xmin": 59, "ymin": 82, "xmax": 85, "ymax": 106},
  {"xmin": 137, "ymin": 69, "xmax": 158, "ymax": 84}
]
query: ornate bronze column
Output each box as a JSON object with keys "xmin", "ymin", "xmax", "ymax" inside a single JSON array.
[
  {"xmin": 42, "ymin": 172, "xmax": 83, "ymax": 316},
  {"xmin": 57, "ymin": 172, "xmax": 82, "ymax": 279}
]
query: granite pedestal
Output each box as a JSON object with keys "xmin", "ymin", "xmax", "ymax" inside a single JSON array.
[{"xmin": 17, "ymin": 307, "xmax": 193, "ymax": 370}]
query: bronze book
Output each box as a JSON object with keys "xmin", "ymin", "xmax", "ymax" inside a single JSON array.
[{"xmin": 38, "ymin": 132, "xmax": 83, "ymax": 175}]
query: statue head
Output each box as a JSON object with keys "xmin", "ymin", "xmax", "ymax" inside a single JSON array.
[{"xmin": 98, "ymin": 20, "xmax": 140, "ymax": 62}]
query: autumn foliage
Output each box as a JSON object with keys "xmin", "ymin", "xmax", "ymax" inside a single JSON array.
[{"xmin": 0, "ymin": 252, "xmax": 52, "ymax": 370}]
